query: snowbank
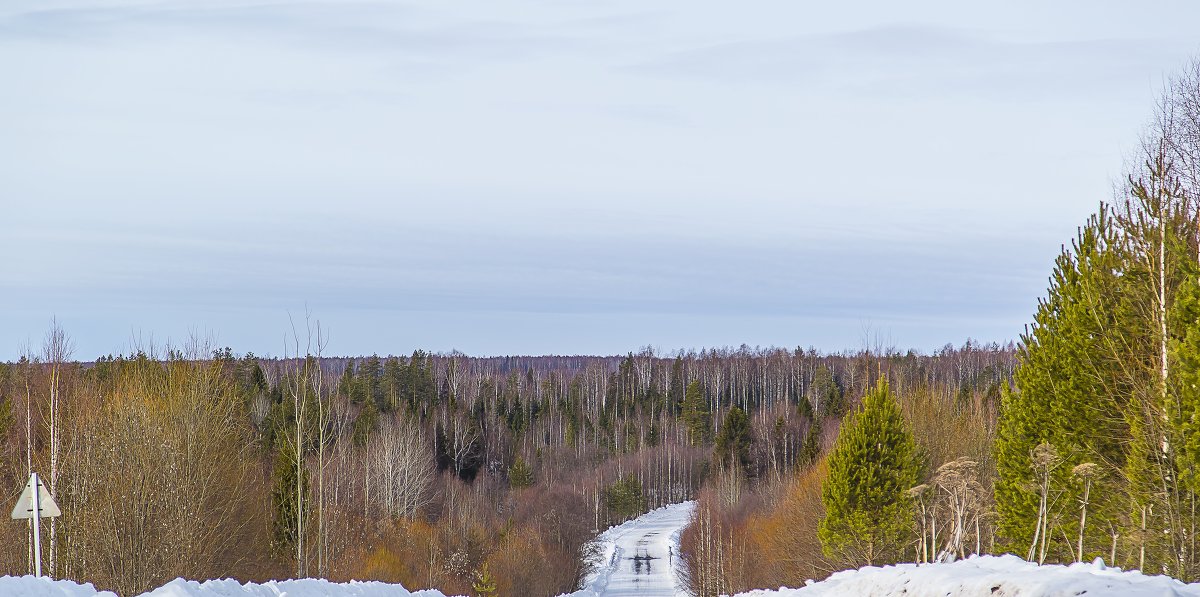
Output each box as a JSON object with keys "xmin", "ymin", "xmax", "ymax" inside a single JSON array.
[
  {"xmin": 732, "ymin": 554, "xmax": 1200, "ymax": 597},
  {"xmin": 137, "ymin": 578, "xmax": 455, "ymax": 597},
  {"xmin": 0, "ymin": 576, "xmax": 117, "ymax": 597}
]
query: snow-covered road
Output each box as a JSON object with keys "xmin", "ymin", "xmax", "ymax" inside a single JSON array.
[{"xmin": 567, "ymin": 501, "xmax": 696, "ymax": 597}]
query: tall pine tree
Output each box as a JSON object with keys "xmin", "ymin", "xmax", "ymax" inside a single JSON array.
[
  {"xmin": 995, "ymin": 212, "xmax": 1127, "ymax": 563},
  {"xmin": 819, "ymin": 379, "xmax": 920, "ymax": 566}
]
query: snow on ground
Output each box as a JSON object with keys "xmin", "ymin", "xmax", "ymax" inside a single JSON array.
[
  {"xmin": 732, "ymin": 554, "xmax": 1200, "ymax": 597},
  {"xmin": 0, "ymin": 576, "xmax": 117, "ymax": 597},
  {"xmin": 136, "ymin": 578, "xmax": 453, "ymax": 597},
  {"xmin": 6, "ymin": 503, "xmax": 699, "ymax": 597},
  {"xmin": 564, "ymin": 500, "xmax": 696, "ymax": 597}
]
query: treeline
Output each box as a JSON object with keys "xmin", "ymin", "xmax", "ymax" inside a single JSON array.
[
  {"xmin": 680, "ymin": 349, "xmax": 1005, "ymax": 596},
  {"xmin": 0, "ymin": 324, "xmax": 1013, "ymax": 596},
  {"xmin": 677, "ymin": 59, "xmax": 1200, "ymax": 597}
]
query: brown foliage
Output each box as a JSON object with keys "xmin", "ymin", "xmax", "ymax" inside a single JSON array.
[{"xmin": 748, "ymin": 459, "xmax": 832, "ymax": 586}]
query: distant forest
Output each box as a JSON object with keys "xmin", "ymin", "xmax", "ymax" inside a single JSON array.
[{"xmin": 0, "ymin": 334, "xmax": 1013, "ymax": 596}]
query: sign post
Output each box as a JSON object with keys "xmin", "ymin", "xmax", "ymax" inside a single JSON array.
[{"xmin": 11, "ymin": 472, "xmax": 60, "ymax": 577}]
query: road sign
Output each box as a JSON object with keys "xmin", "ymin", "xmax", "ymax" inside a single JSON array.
[
  {"xmin": 11, "ymin": 472, "xmax": 60, "ymax": 519},
  {"xmin": 12, "ymin": 472, "xmax": 57, "ymax": 577}
]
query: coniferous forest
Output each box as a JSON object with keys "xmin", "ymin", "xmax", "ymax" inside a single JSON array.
[{"xmin": 4, "ymin": 53, "xmax": 1200, "ymax": 597}]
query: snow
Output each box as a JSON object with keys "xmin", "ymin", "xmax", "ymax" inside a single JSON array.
[
  {"xmin": 732, "ymin": 554, "xmax": 1200, "ymax": 597},
  {"xmin": 0, "ymin": 503, "xmax": 698, "ymax": 597},
  {"xmin": 0, "ymin": 576, "xmax": 117, "ymax": 597},
  {"xmin": 563, "ymin": 500, "xmax": 696, "ymax": 597},
  {"xmin": 136, "ymin": 578, "xmax": 454, "ymax": 597}
]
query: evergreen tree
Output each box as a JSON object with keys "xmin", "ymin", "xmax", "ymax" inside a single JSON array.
[
  {"xmin": 994, "ymin": 212, "xmax": 1129, "ymax": 563},
  {"xmin": 434, "ymin": 421, "xmax": 453, "ymax": 472},
  {"xmin": 270, "ymin": 440, "xmax": 308, "ymax": 553},
  {"xmin": 605, "ymin": 474, "xmax": 646, "ymax": 522},
  {"xmin": 383, "ymin": 357, "xmax": 403, "ymax": 412},
  {"xmin": 681, "ymin": 381, "xmax": 711, "ymax": 446},
  {"xmin": 360, "ymin": 355, "xmax": 384, "ymax": 409},
  {"xmin": 668, "ymin": 357, "xmax": 686, "ymax": 415},
  {"xmin": 339, "ymin": 359, "xmax": 362, "ymax": 403},
  {"xmin": 811, "ymin": 365, "xmax": 844, "ymax": 417},
  {"xmin": 1116, "ymin": 156, "xmax": 1196, "ymax": 576},
  {"xmin": 797, "ymin": 394, "xmax": 814, "ymax": 421},
  {"xmin": 508, "ymin": 456, "xmax": 534, "ymax": 489},
  {"xmin": 352, "ymin": 397, "xmax": 379, "ymax": 446},
  {"xmin": 800, "ymin": 417, "xmax": 822, "ymax": 466},
  {"xmin": 715, "ymin": 406, "xmax": 753, "ymax": 474},
  {"xmin": 473, "ymin": 563, "xmax": 498, "ymax": 597},
  {"xmin": 819, "ymin": 379, "xmax": 920, "ymax": 566}
]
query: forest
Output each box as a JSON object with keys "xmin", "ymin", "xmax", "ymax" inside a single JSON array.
[
  {"xmin": 0, "ymin": 326, "xmax": 1013, "ymax": 596},
  {"xmin": 3, "ymin": 52, "xmax": 1200, "ymax": 597}
]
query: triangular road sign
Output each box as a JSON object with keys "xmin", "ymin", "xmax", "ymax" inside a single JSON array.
[{"xmin": 11, "ymin": 472, "xmax": 60, "ymax": 519}]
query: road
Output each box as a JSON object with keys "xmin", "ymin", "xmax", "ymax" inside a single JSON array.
[{"xmin": 568, "ymin": 501, "xmax": 696, "ymax": 597}]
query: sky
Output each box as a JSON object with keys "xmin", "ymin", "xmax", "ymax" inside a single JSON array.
[{"xmin": 2, "ymin": 0, "xmax": 1199, "ymax": 360}]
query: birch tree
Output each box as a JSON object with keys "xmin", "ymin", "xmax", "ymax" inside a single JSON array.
[{"xmin": 42, "ymin": 319, "xmax": 73, "ymax": 576}]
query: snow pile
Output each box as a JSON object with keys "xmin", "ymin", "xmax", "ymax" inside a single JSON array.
[
  {"xmin": 137, "ymin": 578, "xmax": 456, "ymax": 597},
  {"xmin": 733, "ymin": 554, "xmax": 1200, "ymax": 597},
  {"xmin": 564, "ymin": 500, "xmax": 695, "ymax": 597},
  {"xmin": 0, "ymin": 576, "xmax": 117, "ymax": 597}
]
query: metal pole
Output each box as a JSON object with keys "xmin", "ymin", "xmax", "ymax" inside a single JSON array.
[{"xmin": 31, "ymin": 472, "xmax": 42, "ymax": 578}]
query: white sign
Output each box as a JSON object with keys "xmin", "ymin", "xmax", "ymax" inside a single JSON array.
[{"xmin": 11, "ymin": 472, "xmax": 60, "ymax": 519}]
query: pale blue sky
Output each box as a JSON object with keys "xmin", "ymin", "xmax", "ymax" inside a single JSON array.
[{"xmin": 2, "ymin": 1, "xmax": 1198, "ymax": 359}]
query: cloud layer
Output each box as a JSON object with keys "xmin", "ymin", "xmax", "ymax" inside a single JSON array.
[{"xmin": 3, "ymin": 0, "xmax": 1198, "ymax": 358}]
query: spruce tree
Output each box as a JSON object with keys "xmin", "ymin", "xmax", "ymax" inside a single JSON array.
[
  {"xmin": 681, "ymin": 380, "xmax": 711, "ymax": 446},
  {"xmin": 604, "ymin": 474, "xmax": 646, "ymax": 522},
  {"xmin": 800, "ymin": 417, "xmax": 822, "ymax": 466},
  {"xmin": 352, "ymin": 397, "xmax": 379, "ymax": 446},
  {"xmin": 715, "ymin": 406, "xmax": 753, "ymax": 474},
  {"xmin": 819, "ymin": 379, "xmax": 920, "ymax": 566},
  {"xmin": 669, "ymin": 357, "xmax": 686, "ymax": 414},
  {"xmin": 270, "ymin": 440, "xmax": 309, "ymax": 553}
]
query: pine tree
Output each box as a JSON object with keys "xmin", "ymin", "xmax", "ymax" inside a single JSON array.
[
  {"xmin": 819, "ymin": 379, "xmax": 920, "ymax": 566},
  {"xmin": 994, "ymin": 213, "xmax": 1126, "ymax": 563},
  {"xmin": 508, "ymin": 456, "xmax": 534, "ymax": 489},
  {"xmin": 473, "ymin": 562, "xmax": 498, "ymax": 597},
  {"xmin": 1115, "ymin": 155, "xmax": 1196, "ymax": 576}
]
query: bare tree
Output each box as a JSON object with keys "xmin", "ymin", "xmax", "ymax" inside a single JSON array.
[
  {"xmin": 283, "ymin": 311, "xmax": 327, "ymax": 578},
  {"xmin": 932, "ymin": 458, "xmax": 985, "ymax": 560},
  {"xmin": 368, "ymin": 417, "xmax": 435, "ymax": 520},
  {"xmin": 42, "ymin": 318, "xmax": 73, "ymax": 576},
  {"xmin": 1073, "ymin": 462, "xmax": 1100, "ymax": 562},
  {"xmin": 1029, "ymin": 443, "xmax": 1063, "ymax": 564}
]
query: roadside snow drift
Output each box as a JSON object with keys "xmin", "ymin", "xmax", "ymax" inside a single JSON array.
[
  {"xmin": 137, "ymin": 578, "xmax": 453, "ymax": 597},
  {"xmin": 565, "ymin": 500, "xmax": 695, "ymax": 597},
  {"xmin": 733, "ymin": 554, "xmax": 1200, "ymax": 597},
  {"xmin": 0, "ymin": 576, "xmax": 117, "ymax": 597}
]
